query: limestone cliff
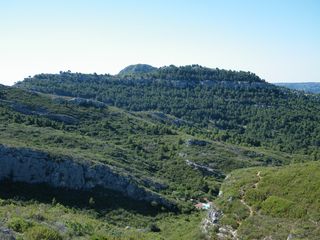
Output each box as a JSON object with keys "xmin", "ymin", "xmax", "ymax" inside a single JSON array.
[{"xmin": 0, "ymin": 144, "xmax": 175, "ymax": 209}]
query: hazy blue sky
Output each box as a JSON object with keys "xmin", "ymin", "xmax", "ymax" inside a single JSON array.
[{"xmin": 1, "ymin": 0, "xmax": 319, "ymax": 85}]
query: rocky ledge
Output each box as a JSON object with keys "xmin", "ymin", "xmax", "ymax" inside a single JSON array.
[{"xmin": 0, "ymin": 144, "xmax": 175, "ymax": 209}]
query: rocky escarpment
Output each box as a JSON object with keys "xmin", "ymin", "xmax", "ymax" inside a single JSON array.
[
  {"xmin": 185, "ymin": 139, "xmax": 209, "ymax": 146},
  {"xmin": 5, "ymin": 101, "xmax": 78, "ymax": 124},
  {"xmin": 0, "ymin": 144, "xmax": 175, "ymax": 209},
  {"xmin": 186, "ymin": 160, "xmax": 224, "ymax": 178},
  {"xmin": 53, "ymin": 97, "xmax": 107, "ymax": 108}
]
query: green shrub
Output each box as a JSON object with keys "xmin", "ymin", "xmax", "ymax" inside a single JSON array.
[
  {"xmin": 66, "ymin": 221, "xmax": 93, "ymax": 236},
  {"xmin": 7, "ymin": 217, "xmax": 33, "ymax": 233},
  {"xmin": 24, "ymin": 225, "xmax": 62, "ymax": 240},
  {"xmin": 261, "ymin": 196, "xmax": 293, "ymax": 217},
  {"xmin": 149, "ymin": 223, "xmax": 161, "ymax": 232},
  {"xmin": 219, "ymin": 215, "xmax": 238, "ymax": 229},
  {"xmin": 90, "ymin": 235, "xmax": 109, "ymax": 240},
  {"xmin": 245, "ymin": 188, "xmax": 268, "ymax": 206}
]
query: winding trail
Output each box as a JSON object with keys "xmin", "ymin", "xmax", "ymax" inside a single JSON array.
[
  {"xmin": 240, "ymin": 197, "xmax": 254, "ymax": 217},
  {"xmin": 240, "ymin": 171, "xmax": 262, "ymax": 219},
  {"xmin": 254, "ymin": 171, "xmax": 262, "ymax": 188},
  {"xmin": 203, "ymin": 171, "xmax": 263, "ymax": 239}
]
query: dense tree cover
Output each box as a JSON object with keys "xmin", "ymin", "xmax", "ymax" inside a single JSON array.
[
  {"xmin": 0, "ymin": 86, "xmax": 251, "ymax": 203},
  {"xmin": 1, "ymin": 85, "xmax": 303, "ymax": 204},
  {"xmin": 118, "ymin": 65, "xmax": 263, "ymax": 82},
  {"xmin": 15, "ymin": 65, "xmax": 320, "ymax": 154}
]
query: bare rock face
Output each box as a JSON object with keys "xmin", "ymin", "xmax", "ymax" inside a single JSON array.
[
  {"xmin": 186, "ymin": 139, "xmax": 209, "ymax": 146},
  {"xmin": 9, "ymin": 102, "xmax": 78, "ymax": 124},
  {"xmin": 53, "ymin": 97, "xmax": 107, "ymax": 108},
  {"xmin": 186, "ymin": 160, "xmax": 224, "ymax": 178},
  {"xmin": 0, "ymin": 226, "xmax": 15, "ymax": 240},
  {"xmin": 0, "ymin": 144, "xmax": 175, "ymax": 209}
]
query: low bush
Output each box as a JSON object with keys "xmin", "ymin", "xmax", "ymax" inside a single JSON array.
[
  {"xmin": 149, "ymin": 223, "xmax": 161, "ymax": 232},
  {"xmin": 7, "ymin": 217, "xmax": 33, "ymax": 233},
  {"xmin": 24, "ymin": 225, "xmax": 63, "ymax": 240}
]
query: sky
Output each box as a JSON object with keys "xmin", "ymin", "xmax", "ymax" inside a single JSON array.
[{"xmin": 0, "ymin": 0, "xmax": 320, "ymax": 85}]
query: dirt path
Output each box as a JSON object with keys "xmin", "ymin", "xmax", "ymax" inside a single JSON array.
[
  {"xmin": 254, "ymin": 171, "xmax": 262, "ymax": 188},
  {"xmin": 240, "ymin": 197, "xmax": 254, "ymax": 217},
  {"xmin": 204, "ymin": 171, "xmax": 263, "ymax": 239},
  {"xmin": 240, "ymin": 171, "xmax": 262, "ymax": 218}
]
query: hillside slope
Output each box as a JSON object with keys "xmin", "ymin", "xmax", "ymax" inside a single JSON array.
[
  {"xmin": 1, "ymin": 83, "xmax": 308, "ymax": 239},
  {"xmin": 213, "ymin": 161, "xmax": 320, "ymax": 239},
  {"xmin": 2, "ymin": 84, "xmax": 302, "ymax": 202},
  {"xmin": 15, "ymin": 65, "xmax": 320, "ymax": 155}
]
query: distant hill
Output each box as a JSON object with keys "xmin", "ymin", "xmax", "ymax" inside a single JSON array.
[
  {"xmin": 15, "ymin": 65, "xmax": 320, "ymax": 154},
  {"xmin": 118, "ymin": 64, "xmax": 157, "ymax": 75},
  {"xmin": 118, "ymin": 64, "xmax": 264, "ymax": 82},
  {"xmin": 275, "ymin": 82, "xmax": 320, "ymax": 94}
]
